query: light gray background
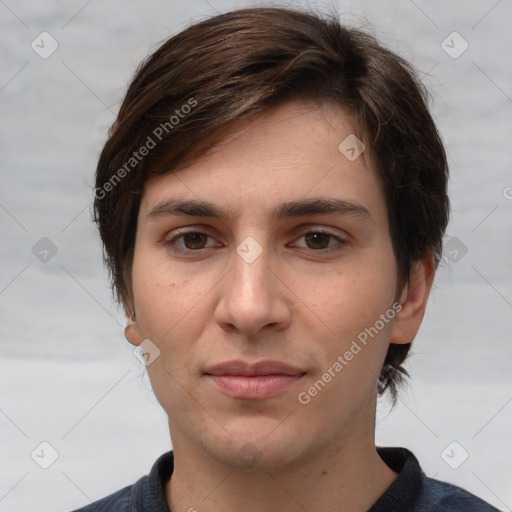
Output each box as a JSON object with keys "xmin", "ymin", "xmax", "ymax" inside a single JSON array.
[{"xmin": 1, "ymin": 1, "xmax": 511, "ymax": 511}]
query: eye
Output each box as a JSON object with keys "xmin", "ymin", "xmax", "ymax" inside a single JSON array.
[
  {"xmin": 293, "ymin": 230, "xmax": 346, "ymax": 252},
  {"xmin": 165, "ymin": 230, "xmax": 218, "ymax": 252},
  {"xmin": 164, "ymin": 228, "xmax": 347, "ymax": 255}
]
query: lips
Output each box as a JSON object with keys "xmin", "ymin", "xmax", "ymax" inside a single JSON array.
[
  {"xmin": 205, "ymin": 359, "xmax": 304, "ymax": 377},
  {"xmin": 204, "ymin": 360, "xmax": 306, "ymax": 400}
]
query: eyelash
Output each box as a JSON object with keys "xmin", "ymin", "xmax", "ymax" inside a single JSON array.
[{"xmin": 164, "ymin": 228, "xmax": 347, "ymax": 255}]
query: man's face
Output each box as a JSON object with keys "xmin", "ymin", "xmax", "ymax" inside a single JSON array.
[{"xmin": 128, "ymin": 99, "xmax": 404, "ymax": 468}]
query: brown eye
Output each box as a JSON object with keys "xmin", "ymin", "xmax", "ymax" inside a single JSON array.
[
  {"xmin": 304, "ymin": 232, "xmax": 331, "ymax": 249},
  {"xmin": 182, "ymin": 232, "xmax": 208, "ymax": 249},
  {"xmin": 165, "ymin": 230, "xmax": 217, "ymax": 253},
  {"xmin": 292, "ymin": 230, "xmax": 347, "ymax": 254}
]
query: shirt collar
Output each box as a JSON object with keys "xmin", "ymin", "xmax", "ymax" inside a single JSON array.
[{"xmin": 137, "ymin": 447, "xmax": 422, "ymax": 512}]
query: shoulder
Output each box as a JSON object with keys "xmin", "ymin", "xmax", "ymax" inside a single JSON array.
[
  {"xmin": 69, "ymin": 451, "xmax": 174, "ymax": 512},
  {"xmin": 69, "ymin": 483, "xmax": 133, "ymax": 511},
  {"xmin": 417, "ymin": 475, "xmax": 501, "ymax": 511},
  {"xmin": 375, "ymin": 447, "xmax": 500, "ymax": 512}
]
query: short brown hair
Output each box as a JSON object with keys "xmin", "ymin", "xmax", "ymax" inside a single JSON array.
[{"xmin": 93, "ymin": 7, "xmax": 449, "ymax": 400}]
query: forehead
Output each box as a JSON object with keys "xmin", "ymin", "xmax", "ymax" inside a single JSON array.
[{"xmin": 139, "ymin": 99, "xmax": 383, "ymax": 221}]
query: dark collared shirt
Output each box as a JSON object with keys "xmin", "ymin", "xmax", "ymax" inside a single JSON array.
[{"xmin": 71, "ymin": 447, "xmax": 501, "ymax": 511}]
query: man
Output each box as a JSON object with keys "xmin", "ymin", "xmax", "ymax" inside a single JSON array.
[{"xmin": 75, "ymin": 7, "xmax": 499, "ymax": 511}]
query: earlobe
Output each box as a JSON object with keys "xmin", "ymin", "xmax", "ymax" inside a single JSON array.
[
  {"xmin": 390, "ymin": 252, "xmax": 435, "ymax": 345},
  {"xmin": 124, "ymin": 321, "xmax": 142, "ymax": 347}
]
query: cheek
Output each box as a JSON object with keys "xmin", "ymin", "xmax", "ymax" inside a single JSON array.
[
  {"xmin": 296, "ymin": 253, "xmax": 398, "ymax": 392},
  {"xmin": 299, "ymin": 268, "xmax": 397, "ymax": 415},
  {"xmin": 307, "ymin": 252, "xmax": 397, "ymax": 329},
  {"xmin": 132, "ymin": 263, "xmax": 213, "ymax": 407},
  {"xmin": 131, "ymin": 251, "xmax": 210, "ymax": 344}
]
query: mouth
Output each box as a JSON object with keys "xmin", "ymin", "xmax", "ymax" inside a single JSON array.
[{"xmin": 204, "ymin": 360, "xmax": 306, "ymax": 400}]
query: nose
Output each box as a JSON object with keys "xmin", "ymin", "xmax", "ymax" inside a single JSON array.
[{"xmin": 214, "ymin": 239, "xmax": 292, "ymax": 337}]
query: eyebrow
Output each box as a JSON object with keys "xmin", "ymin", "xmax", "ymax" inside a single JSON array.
[{"xmin": 148, "ymin": 197, "xmax": 372, "ymax": 222}]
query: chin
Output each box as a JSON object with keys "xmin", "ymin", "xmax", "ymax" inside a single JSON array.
[{"xmin": 205, "ymin": 420, "xmax": 308, "ymax": 471}]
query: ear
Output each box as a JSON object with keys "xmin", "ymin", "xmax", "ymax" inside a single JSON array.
[
  {"xmin": 124, "ymin": 319, "xmax": 142, "ymax": 347},
  {"xmin": 390, "ymin": 251, "xmax": 435, "ymax": 344}
]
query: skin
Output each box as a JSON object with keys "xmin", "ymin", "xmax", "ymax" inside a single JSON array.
[{"xmin": 125, "ymin": 99, "xmax": 435, "ymax": 512}]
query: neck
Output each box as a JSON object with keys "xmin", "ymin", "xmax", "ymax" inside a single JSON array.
[{"xmin": 165, "ymin": 409, "xmax": 397, "ymax": 512}]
